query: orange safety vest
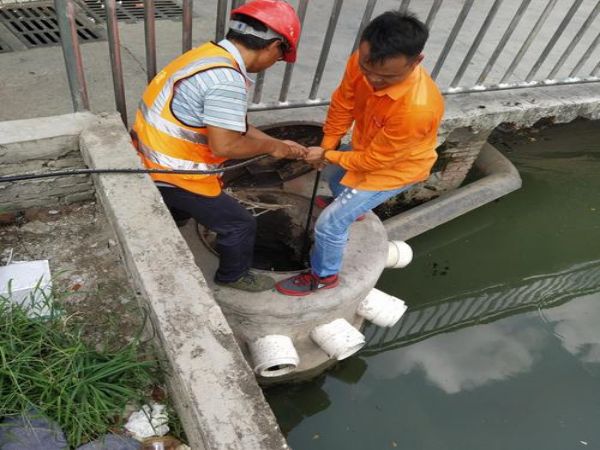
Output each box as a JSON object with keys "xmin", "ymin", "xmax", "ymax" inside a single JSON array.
[{"xmin": 132, "ymin": 42, "xmax": 244, "ymax": 196}]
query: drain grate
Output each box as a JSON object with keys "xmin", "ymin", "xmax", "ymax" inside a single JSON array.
[
  {"xmin": 81, "ymin": 0, "xmax": 183, "ymax": 23},
  {"xmin": 0, "ymin": 3, "xmax": 103, "ymax": 49}
]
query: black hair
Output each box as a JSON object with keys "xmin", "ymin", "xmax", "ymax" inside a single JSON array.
[
  {"xmin": 360, "ymin": 11, "xmax": 429, "ymax": 63},
  {"xmin": 226, "ymin": 13, "xmax": 288, "ymax": 53}
]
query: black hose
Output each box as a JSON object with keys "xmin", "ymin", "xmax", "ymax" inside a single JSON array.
[{"xmin": 0, "ymin": 154, "xmax": 269, "ymax": 183}]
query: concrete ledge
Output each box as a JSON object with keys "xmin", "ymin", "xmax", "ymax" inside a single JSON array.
[
  {"xmin": 78, "ymin": 114, "xmax": 288, "ymax": 450},
  {"xmin": 384, "ymin": 143, "xmax": 522, "ymax": 241}
]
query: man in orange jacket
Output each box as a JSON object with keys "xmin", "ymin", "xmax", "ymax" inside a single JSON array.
[
  {"xmin": 276, "ymin": 11, "xmax": 444, "ymax": 296},
  {"xmin": 133, "ymin": 1, "xmax": 306, "ymax": 292}
]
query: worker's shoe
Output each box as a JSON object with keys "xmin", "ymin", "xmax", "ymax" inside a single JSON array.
[
  {"xmin": 276, "ymin": 270, "xmax": 339, "ymax": 296},
  {"xmin": 314, "ymin": 195, "xmax": 365, "ymax": 221},
  {"xmin": 215, "ymin": 271, "xmax": 275, "ymax": 292}
]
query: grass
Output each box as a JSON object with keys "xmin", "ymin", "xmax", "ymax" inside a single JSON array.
[{"xmin": 0, "ymin": 282, "xmax": 158, "ymax": 448}]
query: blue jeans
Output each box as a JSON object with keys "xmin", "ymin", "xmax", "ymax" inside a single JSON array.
[{"xmin": 311, "ymin": 149, "xmax": 411, "ymax": 277}]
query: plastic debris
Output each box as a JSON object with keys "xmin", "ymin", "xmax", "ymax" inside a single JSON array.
[{"xmin": 125, "ymin": 404, "xmax": 170, "ymax": 441}]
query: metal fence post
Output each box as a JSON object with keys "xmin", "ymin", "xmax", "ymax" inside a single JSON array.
[
  {"xmin": 54, "ymin": 0, "xmax": 89, "ymax": 111},
  {"xmin": 144, "ymin": 0, "xmax": 157, "ymax": 82},
  {"xmin": 182, "ymin": 0, "xmax": 193, "ymax": 53},
  {"xmin": 105, "ymin": 0, "xmax": 128, "ymax": 127}
]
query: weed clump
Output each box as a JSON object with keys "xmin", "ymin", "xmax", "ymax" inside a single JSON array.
[{"xmin": 0, "ymin": 288, "xmax": 156, "ymax": 448}]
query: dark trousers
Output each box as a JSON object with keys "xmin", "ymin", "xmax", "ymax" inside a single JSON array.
[{"xmin": 158, "ymin": 186, "xmax": 256, "ymax": 282}]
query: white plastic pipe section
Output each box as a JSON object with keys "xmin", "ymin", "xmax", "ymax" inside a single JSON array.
[
  {"xmin": 310, "ymin": 319, "xmax": 366, "ymax": 360},
  {"xmin": 357, "ymin": 288, "xmax": 407, "ymax": 327},
  {"xmin": 386, "ymin": 240, "xmax": 413, "ymax": 268},
  {"xmin": 248, "ymin": 335, "xmax": 299, "ymax": 377}
]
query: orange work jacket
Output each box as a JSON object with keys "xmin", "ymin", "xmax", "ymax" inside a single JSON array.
[
  {"xmin": 132, "ymin": 42, "xmax": 243, "ymax": 196},
  {"xmin": 321, "ymin": 51, "xmax": 444, "ymax": 191}
]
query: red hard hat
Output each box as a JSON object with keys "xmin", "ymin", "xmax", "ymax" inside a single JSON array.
[{"xmin": 231, "ymin": 0, "xmax": 301, "ymax": 63}]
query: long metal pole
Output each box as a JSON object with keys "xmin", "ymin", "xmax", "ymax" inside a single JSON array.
[
  {"xmin": 425, "ymin": 0, "xmax": 443, "ymax": 29},
  {"xmin": 352, "ymin": 0, "xmax": 377, "ymax": 54},
  {"xmin": 216, "ymin": 0, "xmax": 228, "ymax": 41},
  {"xmin": 526, "ymin": 0, "xmax": 584, "ymax": 81},
  {"xmin": 143, "ymin": 0, "xmax": 157, "ymax": 82},
  {"xmin": 570, "ymin": 31, "xmax": 600, "ymax": 77},
  {"xmin": 548, "ymin": 0, "xmax": 600, "ymax": 79},
  {"xmin": 54, "ymin": 0, "xmax": 89, "ymax": 111},
  {"xmin": 182, "ymin": 0, "xmax": 193, "ymax": 53},
  {"xmin": 252, "ymin": 71, "xmax": 266, "ymax": 104},
  {"xmin": 451, "ymin": 0, "xmax": 503, "ymax": 87},
  {"xmin": 476, "ymin": 0, "xmax": 532, "ymax": 85},
  {"xmin": 278, "ymin": 0, "xmax": 309, "ymax": 102},
  {"xmin": 500, "ymin": 0, "xmax": 558, "ymax": 84},
  {"xmin": 302, "ymin": 170, "xmax": 321, "ymax": 261},
  {"xmin": 431, "ymin": 0, "xmax": 474, "ymax": 80},
  {"xmin": 105, "ymin": 0, "xmax": 128, "ymax": 126},
  {"xmin": 309, "ymin": 0, "xmax": 343, "ymax": 100}
]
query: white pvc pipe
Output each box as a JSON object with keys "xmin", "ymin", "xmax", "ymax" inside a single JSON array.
[
  {"xmin": 248, "ymin": 335, "xmax": 299, "ymax": 378},
  {"xmin": 357, "ymin": 288, "xmax": 408, "ymax": 328},
  {"xmin": 310, "ymin": 319, "xmax": 366, "ymax": 360},
  {"xmin": 385, "ymin": 240, "xmax": 413, "ymax": 268}
]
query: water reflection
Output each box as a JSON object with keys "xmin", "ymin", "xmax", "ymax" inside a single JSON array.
[
  {"xmin": 370, "ymin": 321, "xmax": 548, "ymax": 394},
  {"xmin": 364, "ymin": 260, "xmax": 600, "ymax": 354}
]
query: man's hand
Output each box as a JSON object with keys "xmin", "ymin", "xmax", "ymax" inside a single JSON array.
[
  {"xmin": 271, "ymin": 140, "xmax": 308, "ymax": 160},
  {"xmin": 305, "ymin": 146, "xmax": 326, "ymax": 169}
]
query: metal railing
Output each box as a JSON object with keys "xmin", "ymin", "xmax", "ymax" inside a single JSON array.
[
  {"xmin": 362, "ymin": 260, "xmax": 600, "ymax": 355},
  {"xmin": 54, "ymin": 0, "xmax": 600, "ymax": 123}
]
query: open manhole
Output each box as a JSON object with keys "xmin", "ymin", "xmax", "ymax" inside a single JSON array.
[
  {"xmin": 223, "ymin": 123, "xmax": 323, "ymax": 189},
  {"xmin": 0, "ymin": 2, "xmax": 103, "ymax": 48},
  {"xmin": 198, "ymin": 190, "xmax": 311, "ymax": 272},
  {"xmin": 80, "ymin": 0, "xmax": 183, "ymax": 23}
]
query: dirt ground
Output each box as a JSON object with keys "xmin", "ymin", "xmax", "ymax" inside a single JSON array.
[{"xmin": 0, "ymin": 201, "xmax": 146, "ymax": 352}]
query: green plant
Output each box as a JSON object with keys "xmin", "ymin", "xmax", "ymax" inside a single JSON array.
[{"xmin": 0, "ymin": 283, "xmax": 157, "ymax": 448}]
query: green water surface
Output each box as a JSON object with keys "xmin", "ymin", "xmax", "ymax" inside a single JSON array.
[{"xmin": 266, "ymin": 119, "xmax": 600, "ymax": 450}]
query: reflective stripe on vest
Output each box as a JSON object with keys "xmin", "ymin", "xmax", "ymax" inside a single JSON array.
[
  {"xmin": 138, "ymin": 102, "xmax": 208, "ymax": 145},
  {"xmin": 137, "ymin": 140, "xmax": 222, "ymax": 172},
  {"xmin": 152, "ymin": 56, "xmax": 233, "ymax": 113}
]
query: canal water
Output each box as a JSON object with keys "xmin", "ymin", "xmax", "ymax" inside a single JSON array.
[{"xmin": 265, "ymin": 119, "xmax": 600, "ymax": 450}]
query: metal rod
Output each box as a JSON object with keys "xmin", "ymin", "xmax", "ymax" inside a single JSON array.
[
  {"xmin": 352, "ymin": 0, "xmax": 377, "ymax": 54},
  {"xmin": 570, "ymin": 31, "xmax": 600, "ymax": 77},
  {"xmin": 451, "ymin": 0, "xmax": 503, "ymax": 87},
  {"xmin": 593, "ymin": 59, "xmax": 600, "ymax": 77},
  {"xmin": 399, "ymin": 0, "xmax": 410, "ymax": 13},
  {"xmin": 302, "ymin": 170, "xmax": 322, "ymax": 261},
  {"xmin": 500, "ymin": 0, "xmax": 558, "ymax": 84},
  {"xmin": 425, "ymin": 0, "xmax": 443, "ymax": 29},
  {"xmin": 54, "ymin": 0, "xmax": 89, "ymax": 111},
  {"xmin": 476, "ymin": 0, "xmax": 532, "ymax": 85},
  {"xmin": 548, "ymin": 0, "xmax": 600, "ymax": 79},
  {"xmin": 431, "ymin": 0, "xmax": 474, "ymax": 80},
  {"xmin": 105, "ymin": 0, "xmax": 128, "ymax": 126},
  {"xmin": 216, "ymin": 0, "xmax": 228, "ymax": 41},
  {"xmin": 143, "ymin": 0, "xmax": 157, "ymax": 82},
  {"xmin": 309, "ymin": 0, "xmax": 343, "ymax": 100},
  {"xmin": 278, "ymin": 0, "xmax": 309, "ymax": 102},
  {"xmin": 252, "ymin": 71, "xmax": 266, "ymax": 104},
  {"xmin": 526, "ymin": 0, "xmax": 584, "ymax": 81},
  {"xmin": 182, "ymin": 0, "xmax": 193, "ymax": 53}
]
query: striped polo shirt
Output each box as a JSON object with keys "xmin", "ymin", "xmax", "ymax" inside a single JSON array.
[{"xmin": 171, "ymin": 39, "xmax": 253, "ymax": 133}]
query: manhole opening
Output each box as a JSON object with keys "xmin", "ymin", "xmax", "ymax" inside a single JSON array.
[
  {"xmin": 80, "ymin": 0, "xmax": 183, "ymax": 23},
  {"xmin": 0, "ymin": 3, "xmax": 103, "ymax": 48},
  {"xmin": 223, "ymin": 123, "xmax": 323, "ymax": 189},
  {"xmin": 199, "ymin": 191, "xmax": 311, "ymax": 272}
]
